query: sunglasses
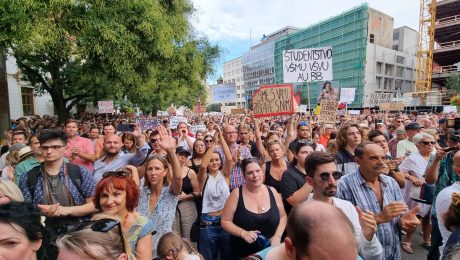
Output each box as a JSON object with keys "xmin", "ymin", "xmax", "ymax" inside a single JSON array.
[
  {"xmin": 319, "ymin": 171, "xmax": 342, "ymax": 181},
  {"xmin": 205, "ymin": 139, "xmax": 213, "ymax": 143},
  {"xmin": 150, "ymin": 139, "xmax": 159, "ymax": 143},
  {"xmin": 299, "ymin": 121, "xmax": 309, "ymax": 126},
  {"xmin": 102, "ymin": 170, "xmax": 131, "ymax": 178},
  {"xmin": 68, "ymin": 219, "xmax": 125, "ymax": 253},
  {"xmin": 421, "ymin": 141, "xmax": 436, "ymax": 145}
]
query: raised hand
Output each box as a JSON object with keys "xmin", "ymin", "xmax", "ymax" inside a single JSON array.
[
  {"xmin": 156, "ymin": 125, "xmax": 177, "ymax": 152},
  {"xmin": 132, "ymin": 123, "xmax": 142, "ymax": 138},
  {"xmin": 356, "ymin": 206, "xmax": 377, "ymax": 241}
]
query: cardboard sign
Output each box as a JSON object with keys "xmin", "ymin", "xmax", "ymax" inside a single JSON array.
[
  {"xmin": 212, "ymin": 84, "xmax": 237, "ymax": 103},
  {"xmin": 98, "ymin": 101, "xmax": 114, "ymax": 114},
  {"xmin": 193, "ymin": 105, "xmax": 206, "ymax": 113},
  {"xmin": 190, "ymin": 125, "xmax": 207, "ymax": 135},
  {"xmin": 368, "ymin": 93, "xmax": 393, "ymax": 107},
  {"xmin": 169, "ymin": 116, "xmax": 187, "ymax": 129},
  {"xmin": 283, "ymin": 47, "xmax": 333, "ymax": 83},
  {"xmin": 252, "ymin": 84, "xmax": 294, "ymax": 117},
  {"xmin": 348, "ymin": 110, "xmax": 360, "ymax": 115},
  {"xmin": 231, "ymin": 108, "xmax": 246, "ymax": 115},
  {"xmin": 318, "ymin": 100, "xmax": 338, "ymax": 123},
  {"xmin": 340, "ymin": 88, "xmax": 356, "ymax": 102},
  {"xmin": 379, "ymin": 102, "xmax": 405, "ymax": 111}
]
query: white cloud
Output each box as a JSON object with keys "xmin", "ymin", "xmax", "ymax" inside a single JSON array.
[{"xmin": 191, "ymin": 0, "xmax": 420, "ymax": 43}]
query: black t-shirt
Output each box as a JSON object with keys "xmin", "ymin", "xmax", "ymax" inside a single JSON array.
[
  {"xmin": 288, "ymin": 138, "xmax": 309, "ymax": 153},
  {"xmin": 280, "ymin": 165, "xmax": 306, "ymax": 214}
]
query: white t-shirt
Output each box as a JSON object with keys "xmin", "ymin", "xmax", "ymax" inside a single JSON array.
[
  {"xmin": 307, "ymin": 195, "xmax": 383, "ymax": 260},
  {"xmin": 201, "ymin": 172, "xmax": 230, "ymax": 214},
  {"xmin": 435, "ymin": 182, "xmax": 460, "ymax": 258}
]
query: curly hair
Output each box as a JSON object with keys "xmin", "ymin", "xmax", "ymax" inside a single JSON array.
[{"xmin": 336, "ymin": 123, "xmax": 361, "ymax": 151}]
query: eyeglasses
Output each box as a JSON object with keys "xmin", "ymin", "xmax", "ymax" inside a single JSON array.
[
  {"xmin": 40, "ymin": 145, "xmax": 65, "ymax": 151},
  {"xmin": 421, "ymin": 141, "xmax": 436, "ymax": 145},
  {"xmin": 68, "ymin": 219, "xmax": 125, "ymax": 253},
  {"xmin": 205, "ymin": 139, "xmax": 213, "ymax": 143},
  {"xmin": 319, "ymin": 171, "xmax": 342, "ymax": 181},
  {"xmin": 102, "ymin": 170, "xmax": 131, "ymax": 178},
  {"xmin": 225, "ymin": 131, "xmax": 237, "ymax": 135}
]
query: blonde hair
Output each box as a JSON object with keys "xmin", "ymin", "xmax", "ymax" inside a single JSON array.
[
  {"xmin": 157, "ymin": 232, "xmax": 203, "ymax": 260},
  {"xmin": 326, "ymin": 139, "xmax": 338, "ymax": 155},
  {"xmin": 6, "ymin": 150, "xmax": 20, "ymax": 166},
  {"xmin": 56, "ymin": 214, "xmax": 134, "ymax": 260},
  {"xmin": 0, "ymin": 179, "xmax": 24, "ymax": 202}
]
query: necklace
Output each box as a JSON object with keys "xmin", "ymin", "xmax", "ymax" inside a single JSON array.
[{"xmin": 248, "ymin": 186, "xmax": 266, "ymax": 212}]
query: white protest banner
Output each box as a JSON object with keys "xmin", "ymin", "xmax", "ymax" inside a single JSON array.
[
  {"xmin": 348, "ymin": 110, "xmax": 360, "ymax": 115},
  {"xmin": 190, "ymin": 125, "xmax": 207, "ymax": 135},
  {"xmin": 169, "ymin": 116, "xmax": 188, "ymax": 129},
  {"xmin": 283, "ymin": 46, "xmax": 333, "ymax": 83},
  {"xmin": 368, "ymin": 93, "xmax": 393, "ymax": 107},
  {"xmin": 252, "ymin": 84, "xmax": 293, "ymax": 117},
  {"xmin": 444, "ymin": 105, "xmax": 458, "ymax": 113},
  {"xmin": 299, "ymin": 105, "xmax": 307, "ymax": 113},
  {"xmin": 98, "ymin": 101, "xmax": 114, "ymax": 114},
  {"xmin": 340, "ymin": 88, "xmax": 356, "ymax": 103},
  {"xmin": 318, "ymin": 100, "xmax": 338, "ymax": 123},
  {"xmin": 212, "ymin": 84, "xmax": 237, "ymax": 103}
]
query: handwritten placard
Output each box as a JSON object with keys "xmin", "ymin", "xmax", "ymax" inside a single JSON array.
[
  {"xmin": 252, "ymin": 84, "xmax": 293, "ymax": 117},
  {"xmin": 283, "ymin": 47, "xmax": 333, "ymax": 83},
  {"xmin": 444, "ymin": 105, "xmax": 458, "ymax": 113},
  {"xmin": 368, "ymin": 93, "xmax": 393, "ymax": 107},
  {"xmin": 212, "ymin": 84, "xmax": 237, "ymax": 103},
  {"xmin": 231, "ymin": 108, "xmax": 245, "ymax": 115},
  {"xmin": 379, "ymin": 102, "xmax": 405, "ymax": 111},
  {"xmin": 318, "ymin": 100, "xmax": 338, "ymax": 123},
  {"xmin": 98, "ymin": 101, "xmax": 114, "ymax": 114}
]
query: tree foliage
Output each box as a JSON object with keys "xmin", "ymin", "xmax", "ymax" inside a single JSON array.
[
  {"xmin": 0, "ymin": 0, "xmax": 220, "ymax": 121},
  {"xmin": 446, "ymin": 73, "xmax": 460, "ymax": 96}
]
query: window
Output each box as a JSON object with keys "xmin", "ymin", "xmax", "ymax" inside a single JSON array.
[
  {"xmin": 396, "ymin": 56, "xmax": 405, "ymax": 64},
  {"xmin": 21, "ymin": 87, "xmax": 34, "ymax": 116},
  {"xmin": 369, "ymin": 34, "xmax": 375, "ymax": 43},
  {"xmin": 393, "ymin": 32, "xmax": 399, "ymax": 40},
  {"xmin": 393, "ymin": 45, "xmax": 398, "ymax": 51}
]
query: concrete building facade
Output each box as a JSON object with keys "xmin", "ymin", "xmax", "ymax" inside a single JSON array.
[
  {"xmin": 223, "ymin": 56, "xmax": 245, "ymax": 107},
  {"xmin": 393, "ymin": 26, "xmax": 419, "ymax": 56},
  {"xmin": 274, "ymin": 4, "xmax": 418, "ymax": 108}
]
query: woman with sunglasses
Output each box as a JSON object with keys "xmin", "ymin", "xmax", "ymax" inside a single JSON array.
[
  {"xmin": 280, "ymin": 142, "xmax": 315, "ymax": 215},
  {"xmin": 186, "ymin": 139, "xmax": 207, "ymax": 174},
  {"xmin": 203, "ymin": 135, "xmax": 214, "ymax": 150},
  {"xmin": 196, "ymin": 128, "xmax": 234, "ymax": 260},
  {"xmin": 94, "ymin": 166, "xmax": 153, "ymax": 260},
  {"xmin": 222, "ymin": 158, "xmax": 287, "ymax": 259},
  {"xmin": 57, "ymin": 214, "xmax": 132, "ymax": 260},
  {"xmin": 137, "ymin": 126, "xmax": 182, "ymax": 258},
  {"xmin": 0, "ymin": 202, "xmax": 45, "ymax": 260},
  {"xmin": 399, "ymin": 132, "xmax": 435, "ymax": 254}
]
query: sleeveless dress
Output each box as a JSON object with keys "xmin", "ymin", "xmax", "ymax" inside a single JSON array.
[
  {"xmin": 230, "ymin": 185, "xmax": 280, "ymax": 259},
  {"xmin": 264, "ymin": 161, "xmax": 281, "ymax": 193}
]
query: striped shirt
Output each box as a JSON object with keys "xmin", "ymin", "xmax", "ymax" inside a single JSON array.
[
  {"xmin": 337, "ymin": 169, "xmax": 404, "ymax": 260},
  {"xmin": 215, "ymin": 143, "xmax": 251, "ymax": 191}
]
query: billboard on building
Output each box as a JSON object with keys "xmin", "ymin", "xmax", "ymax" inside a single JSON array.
[{"xmin": 212, "ymin": 84, "xmax": 237, "ymax": 103}]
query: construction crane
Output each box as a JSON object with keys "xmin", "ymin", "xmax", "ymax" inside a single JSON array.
[{"xmin": 415, "ymin": 0, "xmax": 436, "ymax": 105}]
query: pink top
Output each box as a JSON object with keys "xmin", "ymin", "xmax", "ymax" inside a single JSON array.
[{"xmin": 64, "ymin": 136, "xmax": 95, "ymax": 171}]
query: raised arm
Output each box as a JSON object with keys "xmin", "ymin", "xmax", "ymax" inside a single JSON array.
[
  {"xmin": 216, "ymin": 127, "xmax": 235, "ymax": 178},
  {"xmin": 283, "ymin": 117, "xmax": 294, "ymax": 155},
  {"xmin": 253, "ymin": 117, "xmax": 269, "ymax": 161},
  {"xmin": 157, "ymin": 126, "xmax": 182, "ymax": 195},
  {"xmin": 198, "ymin": 142, "xmax": 217, "ymax": 188}
]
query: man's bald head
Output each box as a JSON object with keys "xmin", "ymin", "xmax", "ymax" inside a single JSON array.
[
  {"xmin": 103, "ymin": 133, "xmax": 122, "ymax": 156},
  {"xmin": 285, "ymin": 201, "xmax": 357, "ymax": 259},
  {"xmin": 223, "ymin": 125, "xmax": 237, "ymax": 144}
]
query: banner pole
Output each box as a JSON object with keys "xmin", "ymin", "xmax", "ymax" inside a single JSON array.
[{"xmin": 307, "ymin": 82, "xmax": 311, "ymax": 113}]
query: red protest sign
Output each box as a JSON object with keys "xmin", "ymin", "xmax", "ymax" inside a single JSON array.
[{"xmin": 252, "ymin": 84, "xmax": 294, "ymax": 117}]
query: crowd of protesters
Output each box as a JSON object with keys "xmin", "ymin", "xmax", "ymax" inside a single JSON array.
[{"xmin": 0, "ymin": 109, "xmax": 459, "ymax": 260}]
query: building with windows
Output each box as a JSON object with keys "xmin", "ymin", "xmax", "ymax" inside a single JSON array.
[
  {"xmin": 274, "ymin": 4, "xmax": 417, "ymax": 108},
  {"xmin": 223, "ymin": 56, "xmax": 245, "ymax": 107},
  {"xmin": 392, "ymin": 26, "xmax": 418, "ymax": 56},
  {"xmin": 243, "ymin": 26, "xmax": 299, "ymax": 108},
  {"xmin": 5, "ymin": 56, "xmax": 54, "ymax": 120}
]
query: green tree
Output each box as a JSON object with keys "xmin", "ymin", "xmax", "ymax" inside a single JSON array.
[
  {"xmin": 0, "ymin": 0, "xmax": 220, "ymax": 122},
  {"xmin": 206, "ymin": 103, "xmax": 221, "ymax": 112},
  {"xmin": 446, "ymin": 73, "xmax": 460, "ymax": 96}
]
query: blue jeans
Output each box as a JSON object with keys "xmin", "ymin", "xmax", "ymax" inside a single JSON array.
[
  {"xmin": 198, "ymin": 214, "xmax": 231, "ymax": 260},
  {"xmin": 428, "ymin": 215, "xmax": 441, "ymax": 260}
]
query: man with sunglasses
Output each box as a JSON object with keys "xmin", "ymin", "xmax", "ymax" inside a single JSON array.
[
  {"xmin": 337, "ymin": 142, "xmax": 421, "ymax": 260},
  {"xmin": 304, "ymin": 152, "xmax": 382, "ymax": 260}
]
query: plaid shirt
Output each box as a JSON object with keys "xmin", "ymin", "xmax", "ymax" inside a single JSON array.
[
  {"xmin": 337, "ymin": 169, "xmax": 404, "ymax": 260},
  {"xmin": 215, "ymin": 143, "xmax": 251, "ymax": 190}
]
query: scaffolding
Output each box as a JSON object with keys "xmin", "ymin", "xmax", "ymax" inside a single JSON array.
[{"xmin": 415, "ymin": 0, "xmax": 436, "ymax": 104}]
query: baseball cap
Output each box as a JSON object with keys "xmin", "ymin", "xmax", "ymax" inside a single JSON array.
[
  {"xmin": 175, "ymin": 146, "xmax": 191, "ymax": 156},
  {"xmin": 405, "ymin": 122, "xmax": 422, "ymax": 131}
]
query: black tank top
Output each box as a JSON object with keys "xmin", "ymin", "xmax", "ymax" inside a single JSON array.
[
  {"xmin": 182, "ymin": 170, "xmax": 193, "ymax": 195},
  {"xmin": 231, "ymin": 186, "xmax": 280, "ymax": 259},
  {"xmin": 264, "ymin": 161, "xmax": 281, "ymax": 193},
  {"xmin": 189, "ymin": 159, "xmax": 200, "ymax": 174}
]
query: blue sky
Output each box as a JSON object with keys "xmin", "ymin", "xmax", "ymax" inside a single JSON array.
[{"xmin": 190, "ymin": 0, "xmax": 420, "ymax": 84}]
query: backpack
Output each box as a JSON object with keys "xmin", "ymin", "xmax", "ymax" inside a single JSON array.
[{"xmin": 27, "ymin": 163, "xmax": 84, "ymax": 200}]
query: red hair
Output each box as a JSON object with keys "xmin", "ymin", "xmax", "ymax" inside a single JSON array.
[{"xmin": 94, "ymin": 176, "xmax": 140, "ymax": 212}]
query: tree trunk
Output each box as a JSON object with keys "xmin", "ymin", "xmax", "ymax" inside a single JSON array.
[{"xmin": 49, "ymin": 89, "xmax": 70, "ymax": 125}]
